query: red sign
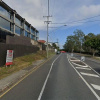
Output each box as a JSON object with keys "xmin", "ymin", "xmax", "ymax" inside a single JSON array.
[{"xmin": 6, "ymin": 50, "xmax": 13, "ymax": 66}]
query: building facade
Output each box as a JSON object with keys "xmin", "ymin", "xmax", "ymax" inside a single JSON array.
[{"xmin": 0, "ymin": 0, "xmax": 39, "ymax": 43}]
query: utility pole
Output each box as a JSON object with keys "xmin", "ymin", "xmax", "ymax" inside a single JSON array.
[
  {"xmin": 43, "ymin": 0, "xmax": 52, "ymax": 58},
  {"xmin": 57, "ymin": 38, "xmax": 59, "ymax": 50},
  {"xmin": 57, "ymin": 38, "xmax": 59, "ymax": 46}
]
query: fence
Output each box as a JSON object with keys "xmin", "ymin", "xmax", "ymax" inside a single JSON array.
[{"xmin": 0, "ymin": 43, "xmax": 39, "ymax": 66}]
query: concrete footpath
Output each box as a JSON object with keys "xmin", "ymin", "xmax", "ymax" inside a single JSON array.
[{"xmin": 0, "ymin": 59, "xmax": 46, "ymax": 93}]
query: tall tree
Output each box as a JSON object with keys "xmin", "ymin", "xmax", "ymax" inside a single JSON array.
[
  {"xmin": 84, "ymin": 37, "xmax": 100, "ymax": 57},
  {"xmin": 64, "ymin": 36, "xmax": 75, "ymax": 52},
  {"xmin": 83, "ymin": 33, "xmax": 95, "ymax": 53},
  {"xmin": 73, "ymin": 29, "xmax": 85, "ymax": 52},
  {"xmin": 63, "ymin": 29, "xmax": 85, "ymax": 52}
]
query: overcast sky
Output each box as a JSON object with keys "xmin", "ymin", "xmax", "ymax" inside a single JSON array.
[{"xmin": 3, "ymin": 0, "xmax": 100, "ymax": 48}]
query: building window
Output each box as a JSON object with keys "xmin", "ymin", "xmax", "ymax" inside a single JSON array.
[
  {"xmin": 25, "ymin": 31, "xmax": 30, "ymax": 37},
  {"xmin": 31, "ymin": 34, "xmax": 33, "ymax": 39},
  {"xmin": 0, "ymin": 6, "xmax": 10, "ymax": 19},
  {"xmin": 25, "ymin": 24, "xmax": 30, "ymax": 31},
  {"xmin": 0, "ymin": 17, "xmax": 10, "ymax": 30},
  {"xmin": 15, "ymin": 17, "xmax": 21, "ymax": 26},
  {"xmin": 15, "ymin": 25, "xmax": 21, "ymax": 35},
  {"xmin": 36, "ymin": 37, "xmax": 38, "ymax": 41},
  {"xmin": 37, "ymin": 32, "xmax": 39, "ymax": 37},
  {"xmin": 31, "ymin": 28, "xmax": 35, "ymax": 35}
]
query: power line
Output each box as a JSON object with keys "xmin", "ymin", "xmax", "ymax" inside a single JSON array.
[
  {"xmin": 49, "ymin": 25, "xmax": 67, "ymax": 34},
  {"xmin": 51, "ymin": 14, "xmax": 100, "ymax": 25},
  {"xmin": 68, "ymin": 19, "xmax": 100, "ymax": 25}
]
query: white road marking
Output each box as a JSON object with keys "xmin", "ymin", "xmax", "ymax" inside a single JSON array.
[
  {"xmin": 79, "ymin": 66, "xmax": 89, "ymax": 68},
  {"xmin": 37, "ymin": 54, "xmax": 61, "ymax": 100},
  {"xmin": 91, "ymin": 84, "xmax": 100, "ymax": 91},
  {"xmin": 76, "ymin": 67, "xmax": 91, "ymax": 70},
  {"xmin": 80, "ymin": 72, "xmax": 99, "ymax": 77},
  {"xmin": 71, "ymin": 61, "xmax": 88, "ymax": 67},
  {"xmin": 70, "ymin": 60, "xmax": 80, "ymax": 62},
  {"xmin": 84, "ymin": 63, "xmax": 100, "ymax": 77},
  {"xmin": 72, "ymin": 54, "xmax": 100, "ymax": 77},
  {"xmin": 67, "ymin": 54, "xmax": 100, "ymax": 100}
]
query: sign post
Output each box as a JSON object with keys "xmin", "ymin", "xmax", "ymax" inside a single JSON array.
[
  {"xmin": 71, "ymin": 53, "xmax": 73, "ymax": 57},
  {"xmin": 6, "ymin": 50, "xmax": 13, "ymax": 67},
  {"xmin": 81, "ymin": 56, "xmax": 85, "ymax": 61}
]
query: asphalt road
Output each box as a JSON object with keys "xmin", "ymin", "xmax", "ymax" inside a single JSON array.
[{"xmin": 0, "ymin": 53, "xmax": 100, "ymax": 100}]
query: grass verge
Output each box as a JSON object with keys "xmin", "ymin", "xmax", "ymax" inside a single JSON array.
[{"xmin": 0, "ymin": 51, "xmax": 55, "ymax": 80}]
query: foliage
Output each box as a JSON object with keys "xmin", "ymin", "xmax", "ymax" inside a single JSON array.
[
  {"xmin": 52, "ymin": 43, "xmax": 59, "ymax": 50},
  {"xmin": 64, "ymin": 29, "xmax": 85, "ymax": 52},
  {"xmin": 63, "ymin": 29, "xmax": 100, "ymax": 56}
]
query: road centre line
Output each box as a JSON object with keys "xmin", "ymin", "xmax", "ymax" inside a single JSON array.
[
  {"xmin": 76, "ymin": 67, "xmax": 91, "ymax": 70},
  {"xmin": 37, "ymin": 54, "xmax": 61, "ymax": 100},
  {"xmin": 91, "ymin": 84, "xmax": 100, "ymax": 91},
  {"xmin": 67, "ymin": 54, "xmax": 100, "ymax": 100},
  {"xmin": 80, "ymin": 72, "xmax": 99, "ymax": 78}
]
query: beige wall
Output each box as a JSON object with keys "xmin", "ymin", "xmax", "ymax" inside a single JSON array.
[{"xmin": 31, "ymin": 40, "xmax": 42, "ymax": 50}]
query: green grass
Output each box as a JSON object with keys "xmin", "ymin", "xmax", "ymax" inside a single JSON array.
[{"xmin": 0, "ymin": 50, "xmax": 55, "ymax": 80}]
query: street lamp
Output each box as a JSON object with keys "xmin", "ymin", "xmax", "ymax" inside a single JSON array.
[{"xmin": 47, "ymin": 24, "xmax": 67, "ymax": 57}]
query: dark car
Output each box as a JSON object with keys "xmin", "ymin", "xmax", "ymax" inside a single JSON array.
[{"xmin": 56, "ymin": 51, "xmax": 60, "ymax": 54}]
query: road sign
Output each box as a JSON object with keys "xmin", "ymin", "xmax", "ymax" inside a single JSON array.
[
  {"xmin": 6, "ymin": 50, "xmax": 13, "ymax": 66},
  {"xmin": 71, "ymin": 53, "xmax": 73, "ymax": 57},
  {"xmin": 81, "ymin": 56, "xmax": 85, "ymax": 61}
]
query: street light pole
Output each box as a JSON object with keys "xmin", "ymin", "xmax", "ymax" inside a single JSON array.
[
  {"xmin": 47, "ymin": 17, "xmax": 49, "ymax": 58},
  {"xmin": 44, "ymin": 0, "xmax": 52, "ymax": 58},
  {"xmin": 47, "ymin": 0, "xmax": 49, "ymax": 58}
]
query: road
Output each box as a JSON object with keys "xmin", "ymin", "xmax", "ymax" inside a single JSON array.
[{"xmin": 0, "ymin": 53, "xmax": 100, "ymax": 100}]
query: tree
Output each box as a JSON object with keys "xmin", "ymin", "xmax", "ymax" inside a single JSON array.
[
  {"xmin": 84, "ymin": 37, "xmax": 100, "ymax": 57},
  {"xmin": 74, "ymin": 29, "xmax": 85, "ymax": 52},
  {"xmin": 63, "ymin": 29, "xmax": 85, "ymax": 52},
  {"xmin": 83, "ymin": 33, "xmax": 95, "ymax": 53},
  {"xmin": 73, "ymin": 29, "xmax": 85, "ymax": 52},
  {"xmin": 52, "ymin": 43, "xmax": 59, "ymax": 50},
  {"xmin": 63, "ymin": 36, "xmax": 75, "ymax": 52}
]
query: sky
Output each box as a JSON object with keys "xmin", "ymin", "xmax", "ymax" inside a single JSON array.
[{"xmin": 3, "ymin": 0, "xmax": 100, "ymax": 48}]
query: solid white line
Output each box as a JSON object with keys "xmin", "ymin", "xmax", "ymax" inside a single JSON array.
[
  {"xmin": 80, "ymin": 72, "xmax": 99, "ymax": 77},
  {"xmin": 91, "ymin": 84, "xmax": 100, "ymax": 90},
  {"xmin": 76, "ymin": 67, "xmax": 91, "ymax": 70},
  {"xmin": 37, "ymin": 54, "xmax": 61, "ymax": 100},
  {"xmin": 70, "ymin": 60, "xmax": 80, "ymax": 62},
  {"xmin": 67, "ymin": 54, "xmax": 100, "ymax": 100}
]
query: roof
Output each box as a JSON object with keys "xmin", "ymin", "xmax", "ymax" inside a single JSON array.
[{"xmin": 38, "ymin": 40, "xmax": 46, "ymax": 44}]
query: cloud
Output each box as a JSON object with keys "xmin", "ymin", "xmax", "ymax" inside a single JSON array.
[
  {"xmin": 25, "ymin": 0, "xmax": 41, "ymax": 7},
  {"xmin": 76, "ymin": 5, "xmax": 100, "ymax": 19},
  {"xmin": 22, "ymin": 13, "xmax": 46, "ymax": 30},
  {"xmin": 2, "ymin": 0, "xmax": 48, "ymax": 30},
  {"xmin": 2, "ymin": 0, "xmax": 100, "ymax": 32}
]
